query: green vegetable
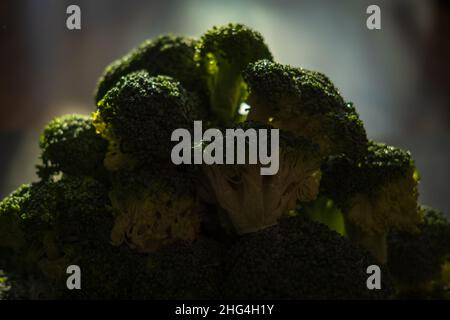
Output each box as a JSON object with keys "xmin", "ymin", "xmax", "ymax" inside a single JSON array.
[
  {"xmin": 321, "ymin": 141, "xmax": 421, "ymax": 263},
  {"xmin": 0, "ymin": 23, "xmax": 445, "ymax": 300},
  {"xmin": 388, "ymin": 206, "xmax": 450, "ymax": 297},
  {"xmin": 203, "ymin": 122, "xmax": 322, "ymax": 234},
  {"xmin": 37, "ymin": 114, "xmax": 108, "ymax": 180},
  {"xmin": 244, "ymin": 59, "xmax": 368, "ymax": 160},
  {"xmin": 222, "ymin": 215, "xmax": 395, "ymax": 299},
  {"xmin": 195, "ymin": 23, "xmax": 273, "ymax": 124},
  {"xmin": 95, "ymin": 34, "xmax": 208, "ymax": 111}
]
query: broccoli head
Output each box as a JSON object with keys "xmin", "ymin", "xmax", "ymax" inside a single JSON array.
[
  {"xmin": 37, "ymin": 114, "xmax": 108, "ymax": 180},
  {"xmin": 94, "ymin": 71, "xmax": 200, "ymax": 170},
  {"xmin": 321, "ymin": 140, "xmax": 421, "ymax": 263},
  {"xmin": 222, "ymin": 214, "xmax": 395, "ymax": 299},
  {"xmin": 202, "ymin": 122, "xmax": 322, "ymax": 235},
  {"xmin": 95, "ymin": 34, "xmax": 208, "ymax": 110},
  {"xmin": 0, "ymin": 175, "xmax": 114, "ymax": 299},
  {"xmin": 195, "ymin": 23, "xmax": 273, "ymax": 124},
  {"xmin": 132, "ymin": 237, "xmax": 224, "ymax": 299},
  {"xmin": 244, "ymin": 60, "xmax": 368, "ymax": 160},
  {"xmin": 388, "ymin": 206, "xmax": 450, "ymax": 297},
  {"xmin": 1, "ymin": 23, "xmax": 446, "ymax": 301}
]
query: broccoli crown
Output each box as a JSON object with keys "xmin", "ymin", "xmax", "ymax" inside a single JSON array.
[
  {"xmin": 195, "ymin": 23, "xmax": 273, "ymax": 124},
  {"xmin": 0, "ymin": 175, "xmax": 115, "ymax": 299},
  {"xmin": 222, "ymin": 214, "xmax": 394, "ymax": 299},
  {"xmin": 37, "ymin": 114, "xmax": 108, "ymax": 180},
  {"xmin": 195, "ymin": 23, "xmax": 273, "ymax": 73},
  {"xmin": 0, "ymin": 185, "xmax": 30, "ymax": 252},
  {"xmin": 132, "ymin": 237, "xmax": 224, "ymax": 299},
  {"xmin": 96, "ymin": 71, "xmax": 198, "ymax": 167},
  {"xmin": 202, "ymin": 122, "xmax": 322, "ymax": 234},
  {"xmin": 388, "ymin": 206, "xmax": 450, "ymax": 292},
  {"xmin": 244, "ymin": 60, "xmax": 346, "ymax": 114},
  {"xmin": 95, "ymin": 35, "xmax": 207, "ymax": 106},
  {"xmin": 59, "ymin": 241, "xmax": 144, "ymax": 299},
  {"xmin": 244, "ymin": 60, "xmax": 367, "ymax": 159},
  {"xmin": 322, "ymin": 140, "xmax": 420, "ymax": 233},
  {"xmin": 298, "ymin": 195, "xmax": 346, "ymax": 236},
  {"xmin": 321, "ymin": 140, "xmax": 417, "ymax": 209},
  {"xmin": 243, "ymin": 60, "xmax": 300, "ymax": 108},
  {"xmin": 0, "ymin": 184, "xmax": 32, "ymax": 219}
]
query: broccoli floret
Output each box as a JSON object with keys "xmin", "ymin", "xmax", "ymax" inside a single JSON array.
[
  {"xmin": 321, "ymin": 141, "xmax": 421, "ymax": 263},
  {"xmin": 0, "ymin": 182, "xmax": 57, "ymax": 254},
  {"xmin": 2, "ymin": 23, "xmax": 447, "ymax": 300},
  {"xmin": 55, "ymin": 241, "xmax": 144, "ymax": 299},
  {"xmin": 95, "ymin": 34, "xmax": 208, "ymax": 112},
  {"xmin": 388, "ymin": 206, "xmax": 450, "ymax": 297},
  {"xmin": 195, "ymin": 23, "xmax": 273, "ymax": 124},
  {"xmin": 132, "ymin": 237, "xmax": 224, "ymax": 299},
  {"xmin": 94, "ymin": 71, "xmax": 200, "ymax": 170},
  {"xmin": 203, "ymin": 122, "xmax": 322, "ymax": 235},
  {"xmin": 0, "ymin": 185, "xmax": 29, "ymax": 252},
  {"xmin": 298, "ymin": 195, "xmax": 346, "ymax": 236},
  {"xmin": 222, "ymin": 214, "xmax": 394, "ymax": 299},
  {"xmin": 244, "ymin": 60, "xmax": 368, "ymax": 160},
  {"xmin": 37, "ymin": 115, "xmax": 108, "ymax": 180},
  {"xmin": 0, "ymin": 175, "xmax": 114, "ymax": 299},
  {"xmin": 108, "ymin": 166, "xmax": 202, "ymax": 253}
]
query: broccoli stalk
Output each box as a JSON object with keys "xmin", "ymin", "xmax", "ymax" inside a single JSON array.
[
  {"xmin": 1, "ymin": 22, "xmax": 446, "ymax": 300},
  {"xmin": 37, "ymin": 114, "xmax": 108, "ymax": 180},
  {"xmin": 195, "ymin": 23, "xmax": 273, "ymax": 124},
  {"xmin": 203, "ymin": 123, "xmax": 321, "ymax": 234},
  {"xmin": 94, "ymin": 70, "xmax": 201, "ymax": 170},
  {"xmin": 94, "ymin": 70, "xmax": 204, "ymax": 252},
  {"xmin": 0, "ymin": 175, "xmax": 115, "ymax": 299},
  {"xmin": 95, "ymin": 34, "xmax": 208, "ymax": 110}
]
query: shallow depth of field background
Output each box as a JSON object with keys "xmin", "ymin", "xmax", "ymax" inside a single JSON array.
[{"xmin": 1, "ymin": 0, "xmax": 449, "ymax": 214}]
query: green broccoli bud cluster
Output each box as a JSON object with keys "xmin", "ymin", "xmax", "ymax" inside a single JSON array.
[
  {"xmin": 95, "ymin": 34, "xmax": 208, "ymax": 111},
  {"xmin": 320, "ymin": 140, "xmax": 421, "ymax": 263},
  {"xmin": 37, "ymin": 114, "xmax": 108, "ymax": 180},
  {"xmin": 222, "ymin": 215, "xmax": 394, "ymax": 299},
  {"xmin": 0, "ymin": 23, "xmax": 447, "ymax": 300},
  {"xmin": 387, "ymin": 206, "xmax": 450, "ymax": 297},
  {"xmin": 195, "ymin": 23, "xmax": 273, "ymax": 124}
]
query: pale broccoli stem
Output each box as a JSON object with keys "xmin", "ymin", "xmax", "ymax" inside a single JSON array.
[{"xmin": 203, "ymin": 150, "xmax": 321, "ymax": 235}]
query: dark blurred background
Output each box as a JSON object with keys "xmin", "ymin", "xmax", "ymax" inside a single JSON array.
[{"xmin": 1, "ymin": 0, "xmax": 449, "ymax": 214}]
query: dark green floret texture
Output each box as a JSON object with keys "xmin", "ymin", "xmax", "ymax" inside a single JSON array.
[
  {"xmin": 222, "ymin": 215, "xmax": 394, "ymax": 299},
  {"xmin": 0, "ymin": 23, "xmax": 447, "ymax": 300},
  {"xmin": 97, "ymin": 71, "xmax": 198, "ymax": 167},
  {"xmin": 37, "ymin": 114, "xmax": 108, "ymax": 180},
  {"xmin": 387, "ymin": 206, "xmax": 450, "ymax": 298},
  {"xmin": 244, "ymin": 60, "xmax": 368, "ymax": 160},
  {"xmin": 95, "ymin": 35, "xmax": 208, "ymax": 111}
]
